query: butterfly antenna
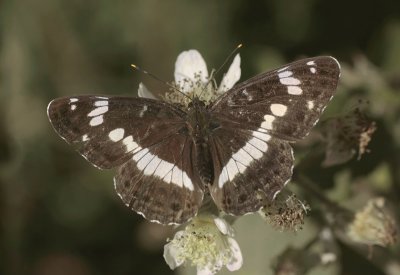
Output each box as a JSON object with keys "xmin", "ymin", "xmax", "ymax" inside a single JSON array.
[
  {"xmin": 131, "ymin": 64, "xmax": 191, "ymax": 100},
  {"xmin": 199, "ymin": 43, "xmax": 243, "ymax": 98},
  {"xmin": 214, "ymin": 43, "xmax": 243, "ymax": 79}
]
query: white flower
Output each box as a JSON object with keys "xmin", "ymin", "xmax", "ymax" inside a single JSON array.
[
  {"xmin": 138, "ymin": 49, "xmax": 241, "ymax": 104},
  {"xmin": 174, "ymin": 50, "xmax": 209, "ymax": 93},
  {"xmin": 163, "ymin": 215, "xmax": 243, "ymax": 275}
]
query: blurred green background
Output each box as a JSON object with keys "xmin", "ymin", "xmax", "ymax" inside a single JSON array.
[{"xmin": 1, "ymin": 1, "xmax": 400, "ymax": 275}]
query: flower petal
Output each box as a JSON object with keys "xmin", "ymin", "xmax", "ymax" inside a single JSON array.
[
  {"xmin": 218, "ymin": 54, "xmax": 241, "ymax": 93},
  {"xmin": 174, "ymin": 50, "xmax": 209, "ymax": 92},
  {"xmin": 213, "ymin": 217, "xmax": 234, "ymax": 236},
  {"xmin": 226, "ymin": 237, "xmax": 243, "ymax": 271},
  {"xmin": 138, "ymin": 83, "xmax": 156, "ymax": 99},
  {"xmin": 163, "ymin": 231, "xmax": 185, "ymax": 270},
  {"xmin": 197, "ymin": 260, "xmax": 223, "ymax": 275},
  {"xmin": 197, "ymin": 266, "xmax": 214, "ymax": 275}
]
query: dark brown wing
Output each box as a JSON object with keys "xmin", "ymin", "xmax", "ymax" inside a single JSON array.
[
  {"xmin": 114, "ymin": 130, "xmax": 203, "ymax": 224},
  {"xmin": 208, "ymin": 56, "xmax": 340, "ymax": 214},
  {"xmin": 208, "ymin": 119, "xmax": 293, "ymax": 215},
  {"xmin": 48, "ymin": 96, "xmax": 203, "ymax": 224},
  {"xmin": 211, "ymin": 56, "xmax": 340, "ymax": 141}
]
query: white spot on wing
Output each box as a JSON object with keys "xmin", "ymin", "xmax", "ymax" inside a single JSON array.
[
  {"xmin": 123, "ymin": 136, "xmax": 139, "ymax": 152},
  {"xmin": 226, "ymin": 159, "xmax": 239, "ymax": 181},
  {"xmin": 218, "ymin": 167, "xmax": 229, "ymax": 188},
  {"xmin": 143, "ymin": 156, "xmax": 162, "ymax": 175},
  {"xmin": 280, "ymin": 77, "xmax": 301, "ymax": 86},
  {"xmin": 277, "ymin": 66, "xmax": 289, "ymax": 72},
  {"xmin": 248, "ymin": 137, "xmax": 268, "ymax": 152},
  {"xmin": 154, "ymin": 160, "xmax": 174, "ymax": 179},
  {"xmin": 109, "ymin": 128, "xmax": 125, "ymax": 142},
  {"xmin": 278, "ymin": 71, "xmax": 292, "ymax": 78},
  {"xmin": 88, "ymin": 106, "xmax": 108, "ymax": 117},
  {"xmin": 95, "ymin": 100, "xmax": 108, "ymax": 106},
  {"xmin": 164, "ymin": 170, "xmax": 173, "ymax": 184},
  {"xmin": 171, "ymin": 166, "xmax": 183, "ymax": 187},
  {"xmin": 71, "ymin": 104, "xmax": 76, "ymax": 110},
  {"xmin": 310, "ymin": 67, "xmax": 316, "ymax": 74},
  {"xmin": 123, "ymin": 144, "xmax": 194, "ymax": 190},
  {"xmin": 137, "ymin": 153, "xmax": 154, "ymax": 171},
  {"xmin": 288, "ymin": 86, "xmax": 302, "ymax": 95},
  {"xmin": 243, "ymin": 142, "xmax": 263, "ymax": 159},
  {"xmin": 232, "ymin": 148, "xmax": 253, "ymax": 165},
  {"xmin": 70, "ymin": 98, "xmax": 78, "ymax": 103},
  {"xmin": 257, "ymin": 128, "xmax": 269, "ymax": 133},
  {"xmin": 307, "ymin": 61, "xmax": 316, "ymax": 66},
  {"xmin": 89, "ymin": 115, "xmax": 103, "ymax": 126},
  {"xmin": 82, "ymin": 134, "xmax": 89, "ymax": 141},
  {"xmin": 261, "ymin": 114, "xmax": 275, "ymax": 130},
  {"xmin": 183, "ymin": 173, "xmax": 193, "ymax": 190},
  {"xmin": 132, "ymin": 148, "xmax": 149, "ymax": 161},
  {"xmin": 236, "ymin": 162, "xmax": 246, "ymax": 173},
  {"xmin": 219, "ymin": 130, "xmax": 272, "ymax": 187},
  {"xmin": 252, "ymin": 130, "xmax": 271, "ymax": 142},
  {"xmin": 139, "ymin": 105, "xmax": 148, "ymax": 117},
  {"xmin": 270, "ymin": 103, "xmax": 287, "ymax": 117},
  {"xmin": 307, "ymin": 100, "xmax": 314, "ymax": 109}
]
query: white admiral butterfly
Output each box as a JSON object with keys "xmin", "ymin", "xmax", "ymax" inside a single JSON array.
[{"xmin": 47, "ymin": 55, "xmax": 340, "ymax": 225}]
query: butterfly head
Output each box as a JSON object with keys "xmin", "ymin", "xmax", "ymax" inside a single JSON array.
[
  {"xmin": 187, "ymin": 97, "xmax": 209, "ymax": 129},
  {"xmin": 187, "ymin": 96, "xmax": 206, "ymax": 110}
]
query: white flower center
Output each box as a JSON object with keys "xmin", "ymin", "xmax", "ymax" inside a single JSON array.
[{"xmin": 171, "ymin": 219, "xmax": 233, "ymax": 270}]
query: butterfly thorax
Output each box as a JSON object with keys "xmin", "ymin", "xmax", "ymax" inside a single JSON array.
[{"xmin": 187, "ymin": 97, "xmax": 219, "ymax": 187}]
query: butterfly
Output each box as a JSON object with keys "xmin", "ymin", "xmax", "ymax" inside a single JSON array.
[{"xmin": 47, "ymin": 56, "xmax": 340, "ymax": 225}]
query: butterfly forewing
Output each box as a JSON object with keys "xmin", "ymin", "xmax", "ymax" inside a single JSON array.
[
  {"xmin": 48, "ymin": 96, "xmax": 186, "ymax": 168},
  {"xmin": 211, "ymin": 56, "xmax": 340, "ymax": 141},
  {"xmin": 47, "ymin": 96, "xmax": 204, "ymax": 224},
  {"xmin": 208, "ymin": 56, "xmax": 340, "ymax": 213}
]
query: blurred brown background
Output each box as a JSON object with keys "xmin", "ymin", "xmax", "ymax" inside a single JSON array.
[{"xmin": 1, "ymin": 1, "xmax": 400, "ymax": 275}]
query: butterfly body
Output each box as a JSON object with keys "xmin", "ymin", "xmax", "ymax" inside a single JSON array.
[
  {"xmin": 48, "ymin": 56, "xmax": 340, "ymax": 225},
  {"xmin": 186, "ymin": 97, "xmax": 219, "ymax": 187}
]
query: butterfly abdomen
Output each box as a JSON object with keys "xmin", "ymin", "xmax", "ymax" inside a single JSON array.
[
  {"xmin": 194, "ymin": 139, "xmax": 214, "ymax": 187},
  {"xmin": 186, "ymin": 98, "xmax": 216, "ymax": 187}
]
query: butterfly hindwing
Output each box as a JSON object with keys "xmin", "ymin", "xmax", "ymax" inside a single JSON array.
[
  {"xmin": 48, "ymin": 96, "xmax": 204, "ymax": 224},
  {"xmin": 115, "ymin": 131, "xmax": 203, "ymax": 224},
  {"xmin": 207, "ymin": 119, "xmax": 294, "ymax": 215}
]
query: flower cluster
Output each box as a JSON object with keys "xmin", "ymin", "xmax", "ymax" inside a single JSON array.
[
  {"xmin": 163, "ymin": 215, "xmax": 242, "ymax": 275},
  {"xmin": 138, "ymin": 49, "xmax": 241, "ymax": 107}
]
